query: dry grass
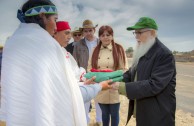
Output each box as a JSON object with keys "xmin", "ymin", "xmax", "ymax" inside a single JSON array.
[
  {"xmin": 89, "ymin": 95, "xmax": 194, "ymax": 126},
  {"xmin": 1, "ymin": 96, "xmax": 194, "ymax": 126}
]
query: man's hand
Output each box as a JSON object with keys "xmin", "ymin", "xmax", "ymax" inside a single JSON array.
[
  {"xmin": 99, "ymin": 80, "xmax": 112, "ymax": 90},
  {"xmin": 84, "ymin": 76, "xmax": 96, "ymax": 85}
]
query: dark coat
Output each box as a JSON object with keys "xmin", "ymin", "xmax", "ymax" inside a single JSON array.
[
  {"xmin": 73, "ymin": 38, "xmax": 99, "ymax": 70},
  {"xmin": 65, "ymin": 42, "xmax": 74, "ymax": 55},
  {"xmin": 73, "ymin": 39, "xmax": 90, "ymax": 70},
  {"xmin": 123, "ymin": 38, "xmax": 176, "ymax": 126}
]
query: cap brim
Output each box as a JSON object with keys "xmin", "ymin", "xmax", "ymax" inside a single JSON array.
[
  {"xmin": 80, "ymin": 24, "xmax": 98, "ymax": 30},
  {"xmin": 126, "ymin": 25, "xmax": 145, "ymax": 31},
  {"xmin": 72, "ymin": 30, "xmax": 81, "ymax": 33}
]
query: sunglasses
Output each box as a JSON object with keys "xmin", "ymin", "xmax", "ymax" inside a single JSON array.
[{"xmin": 73, "ymin": 34, "xmax": 82, "ymax": 37}]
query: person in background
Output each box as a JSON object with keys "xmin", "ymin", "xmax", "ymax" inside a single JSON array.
[
  {"xmin": 73, "ymin": 19, "xmax": 102, "ymax": 126},
  {"xmin": 88, "ymin": 25, "xmax": 128, "ymax": 126},
  {"xmin": 0, "ymin": 45, "xmax": 3, "ymax": 79},
  {"xmin": 113, "ymin": 17, "xmax": 176, "ymax": 126},
  {"xmin": 0, "ymin": 1, "xmax": 111, "ymax": 126},
  {"xmin": 54, "ymin": 21, "xmax": 111, "ymax": 103},
  {"xmin": 0, "ymin": 45, "xmax": 3, "ymax": 105},
  {"xmin": 65, "ymin": 27, "xmax": 83, "ymax": 55}
]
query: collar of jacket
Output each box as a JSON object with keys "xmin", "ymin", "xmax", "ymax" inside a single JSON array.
[
  {"xmin": 100, "ymin": 43, "xmax": 112, "ymax": 51},
  {"xmin": 80, "ymin": 38, "xmax": 99, "ymax": 46},
  {"xmin": 143, "ymin": 37, "xmax": 160, "ymax": 59}
]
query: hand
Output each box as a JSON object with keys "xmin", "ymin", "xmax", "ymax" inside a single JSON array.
[
  {"xmin": 84, "ymin": 76, "xmax": 96, "ymax": 85},
  {"xmin": 99, "ymin": 80, "xmax": 112, "ymax": 90}
]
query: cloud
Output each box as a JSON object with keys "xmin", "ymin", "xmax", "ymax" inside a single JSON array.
[
  {"xmin": 0, "ymin": 0, "xmax": 193, "ymax": 51},
  {"xmin": 0, "ymin": 0, "xmax": 26, "ymax": 44},
  {"xmin": 162, "ymin": 38, "xmax": 194, "ymax": 52}
]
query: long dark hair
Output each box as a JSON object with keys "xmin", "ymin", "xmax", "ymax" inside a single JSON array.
[
  {"xmin": 22, "ymin": 0, "xmax": 55, "ymax": 29},
  {"xmin": 91, "ymin": 25, "xmax": 126, "ymax": 70}
]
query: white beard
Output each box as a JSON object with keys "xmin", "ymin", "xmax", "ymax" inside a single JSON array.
[{"xmin": 132, "ymin": 37, "xmax": 156, "ymax": 68}]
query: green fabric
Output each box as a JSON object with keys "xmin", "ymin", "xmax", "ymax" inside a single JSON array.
[
  {"xmin": 127, "ymin": 17, "xmax": 158, "ymax": 31},
  {"xmin": 112, "ymin": 76, "xmax": 123, "ymax": 82},
  {"xmin": 118, "ymin": 82, "xmax": 127, "ymax": 96},
  {"xmin": 84, "ymin": 70, "xmax": 123, "ymax": 83}
]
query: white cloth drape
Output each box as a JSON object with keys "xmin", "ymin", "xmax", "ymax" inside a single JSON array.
[
  {"xmin": 0, "ymin": 23, "xmax": 87, "ymax": 126},
  {"xmin": 64, "ymin": 49, "xmax": 86, "ymax": 85}
]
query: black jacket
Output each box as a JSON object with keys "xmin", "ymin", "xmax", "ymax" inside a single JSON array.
[
  {"xmin": 65, "ymin": 42, "xmax": 74, "ymax": 55},
  {"xmin": 123, "ymin": 38, "xmax": 176, "ymax": 126}
]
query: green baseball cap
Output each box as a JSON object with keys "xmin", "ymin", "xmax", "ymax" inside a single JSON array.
[{"xmin": 127, "ymin": 17, "xmax": 158, "ymax": 31}]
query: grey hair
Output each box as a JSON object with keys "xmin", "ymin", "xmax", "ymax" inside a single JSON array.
[{"xmin": 143, "ymin": 28, "xmax": 158, "ymax": 37}]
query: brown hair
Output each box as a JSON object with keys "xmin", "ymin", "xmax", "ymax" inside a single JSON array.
[{"xmin": 91, "ymin": 25, "xmax": 126, "ymax": 70}]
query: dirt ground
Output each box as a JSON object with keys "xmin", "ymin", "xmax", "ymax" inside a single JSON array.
[
  {"xmin": 89, "ymin": 95, "xmax": 194, "ymax": 126},
  {"xmin": 1, "ymin": 105, "xmax": 194, "ymax": 126}
]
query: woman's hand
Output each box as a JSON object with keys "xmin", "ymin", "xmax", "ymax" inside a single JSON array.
[{"xmin": 99, "ymin": 80, "xmax": 112, "ymax": 90}]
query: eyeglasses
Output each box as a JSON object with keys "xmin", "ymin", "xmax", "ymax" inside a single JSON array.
[
  {"xmin": 73, "ymin": 34, "xmax": 82, "ymax": 37},
  {"xmin": 133, "ymin": 30, "xmax": 151, "ymax": 36}
]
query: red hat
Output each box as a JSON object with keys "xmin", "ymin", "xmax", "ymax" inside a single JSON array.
[{"xmin": 56, "ymin": 21, "xmax": 71, "ymax": 31}]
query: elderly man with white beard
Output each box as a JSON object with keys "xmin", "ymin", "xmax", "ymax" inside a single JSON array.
[{"xmin": 112, "ymin": 17, "xmax": 176, "ymax": 126}]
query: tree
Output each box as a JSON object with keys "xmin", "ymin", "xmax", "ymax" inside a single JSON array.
[
  {"xmin": 172, "ymin": 51, "xmax": 178, "ymax": 55},
  {"xmin": 126, "ymin": 47, "xmax": 133, "ymax": 53},
  {"xmin": 125, "ymin": 47, "xmax": 134, "ymax": 58}
]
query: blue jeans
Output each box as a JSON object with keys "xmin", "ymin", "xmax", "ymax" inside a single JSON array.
[{"xmin": 99, "ymin": 103, "xmax": 120, "ymax": 126}]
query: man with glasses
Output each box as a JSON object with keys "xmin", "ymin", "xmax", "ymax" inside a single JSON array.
[
  {"xmin": 66, "ymin": 27, "xmax": 83, "ymax": 55},
  {"xmin": 113, "ymin": 17, "xmax": 176, "ymax": 126},
  {"xmin": 73, "ymin": 19, "xmax": 99, "ymax": 70},
  {"xmin": 73, "ymin": 19, "xmax": 102, "ymax": 126}
]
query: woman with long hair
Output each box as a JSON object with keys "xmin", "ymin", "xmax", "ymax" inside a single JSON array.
[{"xmin": 90, "ymin": 25, "xmax": 128, "ymax": 126}]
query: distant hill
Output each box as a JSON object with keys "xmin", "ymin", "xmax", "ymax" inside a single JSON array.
[
  {"xmin": 173, "ymin": 50, "xmax": 194, "ymax": 62},
  {"xmin": 126, "ymin": 49, "xmax": 194, "ymax": 62}
]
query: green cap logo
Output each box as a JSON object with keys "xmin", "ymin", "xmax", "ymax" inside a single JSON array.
[{"xmin": 127, "ymin": 17, "xmax": 158, "ymax": 31}]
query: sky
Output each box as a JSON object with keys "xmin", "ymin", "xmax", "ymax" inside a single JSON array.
[{"xmin": 0, "ymin": 0, "xmax": 194, "ymax": 52}]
